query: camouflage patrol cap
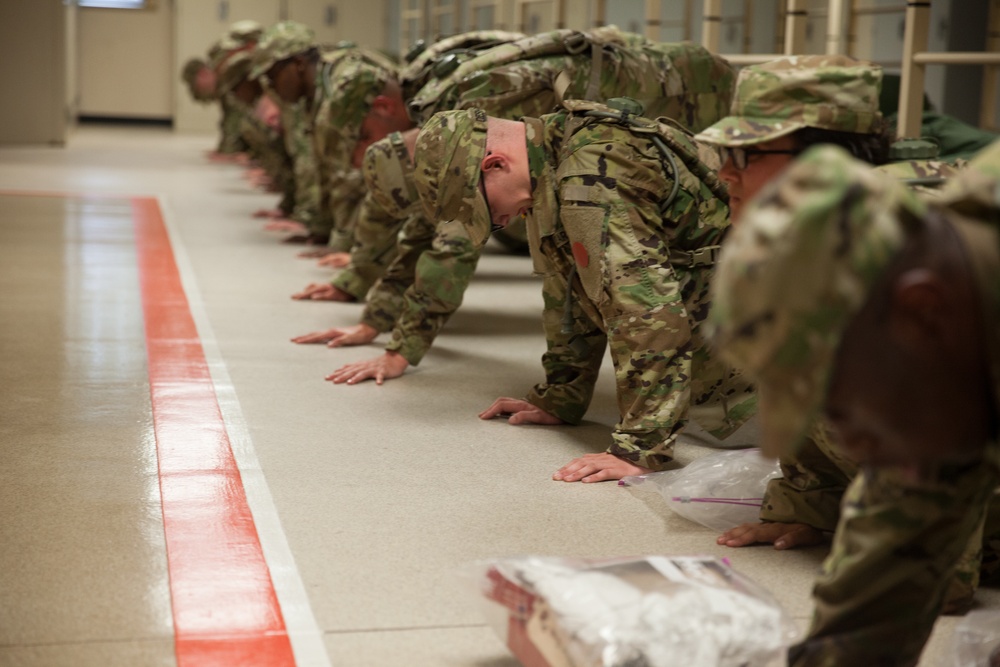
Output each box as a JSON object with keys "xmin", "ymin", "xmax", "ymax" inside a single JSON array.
[
  {"xmin": 208, "ymin": 20, "xmax": 264, "ymax": 69},
  {"xmin": 709, "ymin": 144, "xmax": 926, "ymax": 457},
  {"xmin": 248, "ymin": 21, "xmax": 315, "ymax": 81},
  {"xmin": 695, "ymin": 55, "xmax": 883, "ymax": 147},
  {"xmin": 413, "ymin": 108, "xmax": 491, "ymax": 246},
  {"xmin": 364, "ymin": 132, "xmax": 419, "ymax": 218},
  {"xmin": 217, "ymin": 50, "xmax": 254, "ymax": 95}
]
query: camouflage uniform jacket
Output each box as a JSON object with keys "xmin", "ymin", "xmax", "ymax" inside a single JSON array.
[
  {"xmin": 514, "ymin": 108, "xmax": 754, "ymax": 470},
  {"xmin": 236, "ymin": 100, "xmax": 295, "ymax": 213},
  {"xmin": 217, "ymin": 94, "xmax": 250, "ymax": 154},
  {"xmin": 279, "ymin": 99, "xmax": 322, "ymax": 230},
  {"xmin": 344, "ymin": 34, "xmax": 735, "ymax": 362}
]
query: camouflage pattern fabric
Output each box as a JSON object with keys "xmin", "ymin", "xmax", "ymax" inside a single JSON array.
[
  {"xmin": 217, "ymin": 50, "xmax": 253, "ymax": 96},
  {"xmin": 237, "ymin": 106, "xmax": 294, "ymax": 213},
  {"xmin": 398, "ymin": 30, "xmax": 527, "ymax": 106},
  {"xmin": 279, "ymin": 99, "xmax": 321, "ymax": 230},
  {"xmin": 332, "ymin": 133, "xmax": 415, "ymax": 300},
  {"xmin": 761, "ymin": 156, "xmax": 962, "ymax": 530},
  {"xmin": 310, "ymin": 47, "xmax": 396, "ymax": 248},
  {"xmin": 248, "ymin": 21, "xmax": 315, "ymax": 81},
  {"xmin": 695, "ymin": 54, "xmax": 883, "ymax": 148},
  {"xmin": 217, "ymin": 93, "xmax": 250, "ymax": 154},
  {"xmin": 338, "ymin": 31, "xmax": 735, "ymax": 365},
  {"xmin": 315, "ymin": 48, "xmax": 398, "ymax": 163},
  {"xmin": 413, "ymin": 105, "xmax": 754, "ymax": 469},
  {"xmin": 409, "ymin": 27, "xmax": 734, "ymax": 132},
  {"xmin": 709, "ymin": 142, "xmax": 1000, "ymax": 666},
  {"xmin": 708, "ymin": 145, "xmax": 925, "ymax": 459},
  {"xmin": 791, "ymin": 462, "xmax": 1000, "ymax": 666},
  {"xmin": 208, "ymin": 20, "xmax": 264, "ymax": 69}
]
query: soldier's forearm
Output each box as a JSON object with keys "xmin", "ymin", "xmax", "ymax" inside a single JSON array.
[{"xmin": 330, "ymin": 268, "xmax": 374, "ymax": 301}]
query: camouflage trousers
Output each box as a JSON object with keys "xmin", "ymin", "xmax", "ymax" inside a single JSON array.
[{"xmin": 788, "ymin": 456, "xmax": 1000, "ymax": 667}]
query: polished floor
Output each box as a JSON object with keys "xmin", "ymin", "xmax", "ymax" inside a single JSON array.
[{"xmin": 0, "ymin": 125, "xmax": 994, "ymax": 666}]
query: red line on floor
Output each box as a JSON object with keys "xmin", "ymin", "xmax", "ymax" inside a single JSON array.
[{"xmin": 131, "ymin": 196, "xmax": 296, "ymax": 667}]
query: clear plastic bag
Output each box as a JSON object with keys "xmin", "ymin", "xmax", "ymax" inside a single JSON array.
[
  {"xmin": 621, "ymin": 448, "xmax": 781, "ymax": 532},
  {"xmin": 952, "ymin": 610, "xmax": 1000, "ymax": 667},
  {"xmin": 465, "ymin": 554, "xmax": 798, "ymax": 667}
]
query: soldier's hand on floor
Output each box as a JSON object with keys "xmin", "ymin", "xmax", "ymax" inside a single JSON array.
[
  {"xmin": 253, "ymin": 208, "xmax": 285, "ymax": 219},
  {"xmin": 716, "ymin": 521, "xmax": 827, "ymax": 550},
  {"xmin": 317, "ymin": 252, "xmax": 351, "ymax": 269},
  {"xmin": 291, "ymin": 283, "xmax": 356, "ymax": 302},
  {"xmin": 291, "ymin": 323, "xmax": 377, "ymax": 346},
  {"xmin": 325, "ymin": 351, "xmax": 408, "ymax": 385},
  {"xmin": 264, "ymin": 218, "xmax": 307, "ymax": 233},
  {"xmin": 248, "ymin": 172, "xmax": 273, "ymax": 189},
  {"xmin": 297, "ymin": 248, "xmax": 335, "ymax": 259},
  {"xmin": 552, "ymin": 452, "xmax": 651, "ymax": 483},
  {"xmin": 206, "ymin": 150, "xmax": 246, "ymax": 163},
  {"xmin": 478, "ymin": 397, "xmax": 564, "ymax": 425}
]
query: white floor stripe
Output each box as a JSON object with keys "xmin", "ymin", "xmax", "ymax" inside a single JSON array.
[{"xmin": 156, "ymin": 194, "xmax": 331, "ymax": 667}]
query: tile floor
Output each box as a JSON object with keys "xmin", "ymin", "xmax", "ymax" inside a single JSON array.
[{"xmin": 0, "ymin": 125, "xmax": 994, "ymax": 666}]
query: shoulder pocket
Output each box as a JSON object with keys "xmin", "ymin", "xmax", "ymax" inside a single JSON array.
[{"xmin": 560, "ymin": 204, "xmax": 607, "ymax": 307}]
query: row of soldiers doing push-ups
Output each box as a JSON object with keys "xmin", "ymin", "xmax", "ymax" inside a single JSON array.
[{"xmin": 183, "ymin": 19, "xmax": 1000, "ymax": 666}]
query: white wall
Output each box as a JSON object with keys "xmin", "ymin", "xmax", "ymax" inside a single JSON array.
[
  {"xmin": 0, "ymin": 0, "xmax": 68, "ymax": 145},
  {"xmin": 78, "ymin": 4, "xmax": 173, "ymax": 119}
]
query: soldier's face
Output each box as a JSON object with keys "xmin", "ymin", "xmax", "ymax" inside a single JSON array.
[
  {"xmin": 265, "ymin": 57, "xmax": 304, "ymax": 104},
  {"xmin": 822, "ymin": 268, "xmax": 992, "ymax": 470},
  {"xmin": 195, "ymin": 68, "xmax": 217, "ymax": 98},
  {"xmin": 719, "ymin": 136, "xmax": 799, "ymax": 222},
  {"xmin": 233, "ymin": 79, "xmax": 262, "ymax": 106},
  {"xmin": 352, "ymin": 97, "xmax": 414, "ymax": 169}
]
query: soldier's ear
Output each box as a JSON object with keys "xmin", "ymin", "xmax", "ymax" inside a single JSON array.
[
  {"xmin": 889, "ymin": 268, "xmax": 946, "ymax": 348},
  {"xmin": 481, "ymin": 152, "xmax": 505, "ymax": 172}
]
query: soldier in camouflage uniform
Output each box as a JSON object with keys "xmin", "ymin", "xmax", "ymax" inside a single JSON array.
[
  {"xmin": 217, "ymin": 49, "xmax": 299, "ymax": 216},
  {"xmin": 245, "ymin": 22, "xmax": 331, "ymax": 243},
  {"xmin": 387, "ymin": 101, "xmax": 755, "ymax": 482},
  {"xmin": 206, "ymin": 20, "xmax": 264, "ymax": 158},
  {"xmin": 692, "ymin": 56, "xmax": 1000, "ymax": 622},
  {"xmin": 293, "ymin": 29, "xmax": 731, "ymax": 310},
  {"xmin": 297, "ymin": 34, "xmax": 737, "ymax": 480},
  {"xmin": 709, "ymin": 138, "xmax": 1000, "ymax": 666},
  {"xmin": 689, "ymin": 54, "xmax": 964, "ymax": 549},
  {"xmin": 248, "ymin": 21, "xmax": 396, "ymax": 249}
]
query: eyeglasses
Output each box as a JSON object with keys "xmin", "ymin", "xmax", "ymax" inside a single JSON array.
[{"xmin": 720, "ymin": 146, "xmax": 800, "ymax": 171}]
